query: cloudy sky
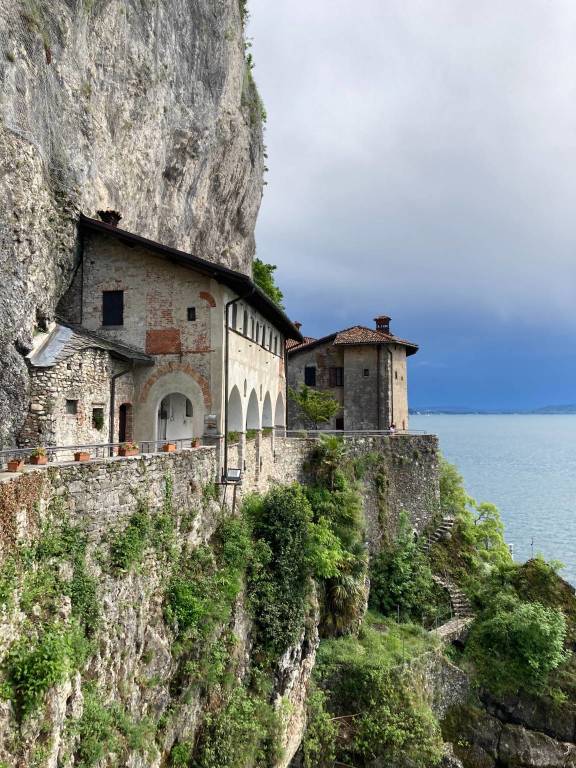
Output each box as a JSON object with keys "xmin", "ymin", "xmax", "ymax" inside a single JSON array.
[{"xmin": 248, "ymin": 0, "xmax": 576, "ymax": 410}]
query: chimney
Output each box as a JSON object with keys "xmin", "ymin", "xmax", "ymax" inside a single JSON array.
[
  {"xmin": 374, "ymin": 315, "xmax": 391, "ymax": 333},
  {"xmin": 294, "ymin": 321, "xmax": 302, "ymax": 331},
  {"xmin": 97, "ymin": 209, "xmax": 122, "ymax": 227}
]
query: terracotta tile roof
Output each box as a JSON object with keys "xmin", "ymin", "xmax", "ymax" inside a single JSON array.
[
  {"xmin": 286, "ymin": 336, "xmax": 316, "ymax": 351},
  {"xmin": 287, "ymin": 326, "xmax": 418, "ymax": 356}
]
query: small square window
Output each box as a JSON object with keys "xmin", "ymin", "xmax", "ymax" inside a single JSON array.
[
  {"xmin": 66, "ymin": 399, "xmax": 78, "ymax": 415},
  {"xmin": 187, "ymin": 307, "xmax": 196, "ymax": 321},
  {"xmin": 363, "ymin": 369, "xmax": 370, "ymax": 377}
]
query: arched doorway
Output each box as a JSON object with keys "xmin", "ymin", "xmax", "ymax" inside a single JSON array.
[
  {"xmin": 157, "ymin": 393, "xmax": 194, "ymax": 441},
  {"xmin": 118, "ymin": 403, "xmax": 133, "ymax": 443}
]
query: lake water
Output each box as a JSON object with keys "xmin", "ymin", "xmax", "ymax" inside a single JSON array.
[{"xmin": 411, "ymin": 414, "xmax": 576, "ymax": 585}]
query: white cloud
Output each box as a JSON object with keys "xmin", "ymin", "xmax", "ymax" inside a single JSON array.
[{"xmin": 248, "ymin": 0, "xmax": 576, "ymax": 332}]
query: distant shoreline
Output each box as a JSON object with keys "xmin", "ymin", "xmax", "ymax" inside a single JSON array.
[{"xmin": 411, "ymin": 408, "xmax": 576, "ymax": 416}]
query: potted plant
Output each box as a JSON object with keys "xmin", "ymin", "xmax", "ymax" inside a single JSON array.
[
  {"xmin": 30, "ymin": 447, "xmax": 48, "ymax": 465},
  {"xmin": 118, "ymin": 442, "xmax": 139, "ymax": 457},
  {"xmin": 162, "ymin": 442, "xmax": 177, "ymax": 453},
  {"xmin": 74, "ymin": 450, "xmax": 90, "ymax": 462},
  {"xmin": 191, "ymin": 438, "xmax": 201, "ymax": 448},
  {"xmin": 7, "ymin": 457, "xmax": 24, "ymax": 472}
]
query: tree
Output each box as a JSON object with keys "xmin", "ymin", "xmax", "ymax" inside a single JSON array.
[
  {"xmin": 253, "ymin": 258, "xmax": 284, "ymax": 308},
  {"xmin": 466, "ymin": 594, "xmax": 569, "ymax": 694},
  {"xmin": 289, "ymin": 385, "xmax": 340, "ymax": 430}
]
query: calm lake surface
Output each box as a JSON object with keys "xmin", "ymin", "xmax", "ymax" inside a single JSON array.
[{"xmin": 411, "ymin": 414, "xmax": 576, "ymax": 585}]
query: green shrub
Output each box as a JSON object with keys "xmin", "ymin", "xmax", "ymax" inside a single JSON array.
[
  {"xmin": 429, "ymin": 459, "xmax": 512, "ymax": 598},
  {"xmin": 192, "ymin": 684, "xmax": 279, "ymax": 768},
  {"xmin": 301, "ymin": 689, "xmax": 337, "ymax": 768},
  {"xmin": 109, "ymin": 507, "xmax": 150, "ymax": 572},
  {"xmin": 313, "ymin": 614, "xmax": 443, "ymax": 767},
  {"xmin": 74, "ymin": 685, "xmax": 155, "ymax": 767},
  {"xmin": 465, "ymin": 594, "xmax": 569, "ymax": 695},
  {"xmin": 170, "ymin": 741, "xmax": 193, "ymax": 766},
  {"xmin": 2, "ymin": 621, "xmax": 88, "ymax": 718},
  {"xmin": 246, "ymin": 485, "xmax": 312, "ymax": 658},
  {"xmin": 370, "ymin": 511, "xmax": 440, "ymax": 623}
]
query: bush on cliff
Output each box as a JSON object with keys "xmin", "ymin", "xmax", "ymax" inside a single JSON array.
[
  {"xmin": 369, "ymin": 510, "xmax": 443, "ymax": 624},
  {"xmin": 306, "ymin": 613, "xmax": 443, "ymax": 767},
  {"xmin": 304, "ymin": 436, "xmax": 368, "ymax": 635},
  {"xmin": 465, "ymin": 593, "xmax": 568, "ymax": 695},
  {"xmin": 246, "ymin": 484, "xmax": 313, "ymax": 659},
  {"xmin": 430, "ymin": 459, "xmax": 512, "ymax": 597}
]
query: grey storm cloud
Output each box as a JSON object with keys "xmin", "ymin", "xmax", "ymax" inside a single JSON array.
[{"xmin": 248, "ymin": 0, "xmax": 576, "ymax": 331}]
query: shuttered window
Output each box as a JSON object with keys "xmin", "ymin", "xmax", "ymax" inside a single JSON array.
[
  {"xmin": 329, "ymin": 367, "xmax": 344, "ymax": 387},
  {"xmin": 304, "ymin": 366, "xmax": 316, "ymax": 386}
]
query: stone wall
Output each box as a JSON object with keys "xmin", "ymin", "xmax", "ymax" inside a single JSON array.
[
  {"xmin": 19, "ymin": 347, "xmax": 133, "ymax": 450},
  {"xmin": 0, "ymin": 432, "xmax": 440, "ymax": 767}
]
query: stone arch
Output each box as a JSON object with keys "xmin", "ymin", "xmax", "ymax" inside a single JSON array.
[
  {"xmin": 246, "ymin": 389, "xmax": 260, "ymax": 430},
  {"xmin": 262, "ymin": 392, "xmax": 273, "ymax": 428},
  {"xmin": 135, "ymin": 367, "xmax": 207, "ymax": 442},
  {"xmin": 139, "ymin": 361, "xmax": 211, "ymax": 409},
  {"xmin": 275, "ymin": 391, "xmax": 286, "ymax": 427},
  {"xmin": 228, "ymin": 386, "xmax": 244, "ymax": 433},
  {"xmin": 199, "ymin": 291, "xmax": 216, "ymax": 308}
]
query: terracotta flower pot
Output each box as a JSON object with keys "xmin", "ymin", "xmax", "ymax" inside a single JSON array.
[
  {"xmin": 118, "ymin": 448, "xmax": 139, "ymax": 457},
  {"xmin": 74, "ymin": 451, "xmax": 90, "ymax": 462},
  {"xmin": 30, "ymin": 455, "xmax": 48, "ymax": 465},
  {"xmin": 162, "ymin": 443, "xmax": 177, "ymax": 453},
  {"xmin": 7, "ymin": 459, "xmax": 24, "ymax": 472}
]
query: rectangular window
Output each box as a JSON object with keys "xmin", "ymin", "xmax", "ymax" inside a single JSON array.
[
  {"xmin": 304, "ymin": 366, "xmax": 316, "ymax": 387},
  {"xmin": 336, "ymin": 416, "xmax": 344, "ymax": 430},
  {"xmin": 92, "ymin": 407, "xmax": 104, "ymax": 430},
  {"xmin": 329, "ymin": 367, "xmax": 344, "ymax": 387},
  {"xmin": 66, "ymin": 399, "xmax": 78, "ymax": 415},
  {"xmin": 187, "ymin": 307, "xmax": 196, "ymax": 321},
  {"xmin": 363, "ymin": 368, "xmax": 370, "ymax": 377},
  {"xmin": 102, "ymin": 290, "xmax": 124, "ymax": 326},
  {"xmin": 185, "ymin": 398, "xmax": 193, "ymax": 418}
]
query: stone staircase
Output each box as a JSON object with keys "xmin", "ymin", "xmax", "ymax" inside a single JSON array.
[
  {"xmin": 432, "ymin": 574, "xmax": 474, "ymax": 619},
  {"xmin": 423, "ymin": 515, "xmax": 455, "ymax": 553},
  {"xmin": 424, "ymin": 515, "xmax": 474, "ymax": 619}
]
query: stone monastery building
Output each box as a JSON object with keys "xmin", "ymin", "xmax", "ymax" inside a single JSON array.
[
  {"xmin": 21, "ymin": 213, "xmax": 302, "ymax": 457},
  {"xmin": 287, "ymin": 316, "xmax": 418, "ymax": 432}
]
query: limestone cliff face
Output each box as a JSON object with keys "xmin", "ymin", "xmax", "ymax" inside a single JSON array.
[{"xmin": 0, "ymin": 0, "xmax": 264, "ymax": 444}]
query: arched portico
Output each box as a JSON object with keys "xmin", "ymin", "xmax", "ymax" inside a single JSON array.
[
  {"xmin": 246, "ymin": 389, "xmax": 260, "ymax": 430},
  {"xmin": 275, "ymin": 391, "xmax": 286, "ymax": 428},
  {"xmin": 262, "ymin": 392, "xmax": 273, "ymax": 428},
  {"xmin": 228, "ymin": 386, "xmax": 244, "ymax": 432}
]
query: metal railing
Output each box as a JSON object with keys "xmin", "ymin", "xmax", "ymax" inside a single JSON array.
[
  {"xmin": 283, "ymin": 428, "xmax": 430, "ymax": 439},
  {"xmin": 0, "ymin": 437, "xmax": 198, "ymax": 471}
]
